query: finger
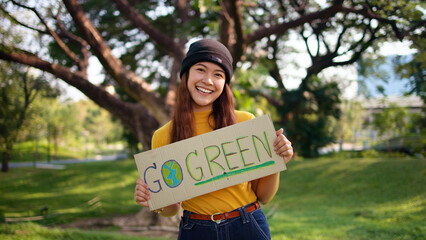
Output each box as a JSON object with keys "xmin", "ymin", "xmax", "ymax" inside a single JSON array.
[
  {"xmin": 135, "ymin": 179, "xmax": 151, "ymax": 208},
  {"xmin": 275, "ymin": 135, "xmax": 291, "ymax": 150},
  {"xmin": 274, "ymin": 138, "xmax": 285, "ymax": 151},
  {"xmin": 284, "ymin": 148, "xmax": 294, "ymax": 163},
  {"xmin": 275, "ymin": 146, "xmax": 286, "ymax": 156},
  {"xmin": 135, "ymin": 190, "xmax": 150, "ymax": 199},
  {"xmin": 136, "ymin": 182, "xmax": 149, "ymax": 190},
  {"xmin": 138, "ymin": 203, "xmax": 149, "ymax": 208},
  {"xmin": 276, "ymin": 128, "xmax": 284, "ymax": 136},
  {"xmin": 135, "ymin": 185, "xmax": 150, "ymax": 198},
  {"xmin": 135, "ymin": 180, "xmax": 150, "ymax": 190},
  {"xmin": 135, "ymin": 193, "xmax": 150, "ymax": 203},
  {"xmin": 274, "ymin": 130, "xmax": 285, "ymax": 147},
  {"xmin": 134, "ymin": 190, "xmax": 150, "ymax": 205},
  {"xmin": 282, "ymin": 147, "xmax": 293, "ymax": 157},
  {"xmin": 283, "ymin": 145, "xmax": 294, "ymax": 156},
  {"xmin": 135, "ymin": 180, "xmax": 151, "ymax": 201},
  {"xmin": 276, "ymin": 143, "xmax": 292, "ymax": 156},
  {"xmin": 135, "ymin": 198, "xmax": 149, "ymax": 207},
  {"xmin": 135, "ymin": 184, "xmax": 146, "ymax": 193},
  {"xmin": 136, "ymin": 178, "xmax": 147, "ymax": 185}
]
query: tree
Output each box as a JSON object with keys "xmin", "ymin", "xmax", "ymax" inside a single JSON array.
[
  {"xmin": 0, "ymin": 0, "xmax": 423, "ymax": 157},
  {"xmin": 371, "ymin": 102, "xmax": 409, "ymax": 153},
  {"xmin": 0, "ymin": 62, "xmax": 57, "ymax": 172},
  {"xmin": 394, "ymin": 34, "xmax": 426, "ymax": 102},
  {"xmin": 78, "ymin": 99, "xmax": 124, "ymax": 145},
  {"xmin": 333, "ymin": 99, "xmax": 365, "ymax": 150},
  {"xmin": 43, "ymin": 99, "xmax": 80, "ymax": 161},
  {"xmin": 0, "ymin": 0, "xmax": 423, "ymax": 230}
]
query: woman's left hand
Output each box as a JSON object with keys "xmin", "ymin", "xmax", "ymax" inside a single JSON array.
[{"xmin": 274, "ymin": 128, "xmax": 293, "ymax": 164}]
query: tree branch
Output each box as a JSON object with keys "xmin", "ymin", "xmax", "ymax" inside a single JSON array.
[
  {"xmin": 267, "ymin": 37, "xmax": 286, "ymax": 92},
  {"xmin": 0, "ymin": 4, "xmax": 47, "ymax": 34},
  {"xmin": 231, "ymin": 0, "xmax": 245, "ymax": 64},
  {"xmin": 110, "ymin": 0, "xmax": 185, "ymax": 61},
  {"xmin": 55, "ymin": 8, "xmax": 89, "ymax": 76},
  {"xmin": 276, "ymin": 0, "xmax": 288, "ymax": 16},
  {"xmin": 8, "ymin": 0, "xmax": 80, "ymax": 65},
  {"xmin": 220, "ymin": 0, "xmax": 245, "ymax": 64},
  {"xmin": 332, "ymin": 26, "xmax": 379, "ymax": 67},
  {"xmin": 219, "ymin": 0, "xmax": 235, "ymax": 49},
  {"xmin": 0, "ymin": 49, "xmax": 158, "ymax": 146},
  {"xmin": 247, "ymin": 88, "xmax": 281, "ymax": 108},
  {"xmin": 247, "ymin": 0, "xmax": 344, "ymax": 44},
  {"xmin": 165, "ymin": 59, "xmax": 180, "ymax": 107},
  {"xmin": 63, "ymin": 0, "xmax": 171, "ymax": 125},
  {"xmin": 341, "ymin": 5, "xmax": 425, "ymax": 40},
  {"xmin": 334, "ymin": 24, "xmax": 348, "ymax": 53},
  {"xmin": 300, "ymin": 27, "xmax": 314, "ymax": 59},
  {"xmin": 175, "ymin": 0, "xmax": 190, "ymax": 25},
  {"xmin": 169, "ymin": 0, "xmax": 190, "ymax": 108}
]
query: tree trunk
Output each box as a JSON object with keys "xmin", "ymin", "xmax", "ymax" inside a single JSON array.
[
  {"xmin": 34, "ymin": 134, "xmax": 39, "ymax": 167},
  {"xmin": 1, "ymin": 150, "xmax": 10, "ymax": 172},
  {"xmin": 1, "ymin": 142, "xmax": 12, "ymax": 172},
  {"xmin": 63, "ymin": 0, "xmax": 172, "ymax": 126},
  {"xmin": 0, "ymin": 51, "xmax": 160, "ymax": 150},
  {"xmin": 54, "ymin": 135, "xmax": 59, "ymax": 161},
  {"xmin": 47, "ymin": 134, "xmax": 51, "ymax": 163}
]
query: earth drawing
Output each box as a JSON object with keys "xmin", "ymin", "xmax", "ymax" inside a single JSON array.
[{"xmin": 162, "ymin": 160, "xmax": 183, "ymax": 188}]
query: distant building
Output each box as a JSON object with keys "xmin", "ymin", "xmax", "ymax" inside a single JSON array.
[
  {"xmin": 357, "ymin": 95, "xmax": 424, "ymax": 153},
  {"xmin": 361, "ymin": 95, "xmax": 424, "ymax": 114}
]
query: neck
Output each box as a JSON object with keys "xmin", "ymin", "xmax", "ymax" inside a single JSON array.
[{"xmin": 192, "ymin": 103, "xmax": 213, "ymax": 112}]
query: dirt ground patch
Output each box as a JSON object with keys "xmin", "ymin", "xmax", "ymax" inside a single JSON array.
[{"xmin": 60, "ymin": 210, "xmax": 181, "ymax": 239}]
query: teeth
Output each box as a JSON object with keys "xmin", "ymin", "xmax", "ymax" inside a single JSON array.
[{"xmin": 196, "ymin": 87, "xmax": 212, "ymax": 94}]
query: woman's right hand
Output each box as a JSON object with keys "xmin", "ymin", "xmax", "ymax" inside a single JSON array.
[{"xmin": 134, "ymin": 179, "xmax": 150, "ymax": 207}]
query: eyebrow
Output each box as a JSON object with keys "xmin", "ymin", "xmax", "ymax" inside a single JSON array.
[{"xmin": 195, "ymin": 63, "xmax": 225, "ymax": 74}]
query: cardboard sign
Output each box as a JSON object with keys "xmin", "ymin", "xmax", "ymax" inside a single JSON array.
[{"xmin": 134, "ymin": 115, "xmax": 286, "ymax": 210}]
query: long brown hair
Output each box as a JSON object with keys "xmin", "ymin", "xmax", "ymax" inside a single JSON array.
[{"xmin": 171, "ymin": 72, "xmax": 237, "ymax": 143}]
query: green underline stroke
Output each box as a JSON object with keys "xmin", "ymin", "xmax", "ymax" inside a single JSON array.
[{"xmin": 194, "ymin": 161, "xmax": 275, "ymax": 186}]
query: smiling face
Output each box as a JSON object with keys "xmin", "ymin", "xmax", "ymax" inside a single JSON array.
[{"xmin": 187, "ymin": 61, "xmax": 226, "ymax": 112}]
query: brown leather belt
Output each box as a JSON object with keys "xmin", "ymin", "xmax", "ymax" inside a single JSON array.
[{"xmin": 186, "ymin": 201, "xmax": 260, "ymax": 223}]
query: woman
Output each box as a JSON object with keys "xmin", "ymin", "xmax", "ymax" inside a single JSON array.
[{"xmin": 135, "ymin": 39, "xmax": 293, "ymax": 240}]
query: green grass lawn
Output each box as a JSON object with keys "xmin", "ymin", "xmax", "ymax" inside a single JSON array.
[
  {"xmin": 11, "ymin": 141, "xmax": 125, "ymax": 162},
  {"xmin": 1, "ymin": 157, "xmax": 425, "ymax": 239},
  {"xmin": 270, "ymin": 157, "xmax": 425, "ymax": 240}
]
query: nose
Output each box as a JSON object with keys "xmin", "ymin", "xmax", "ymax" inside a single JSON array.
[{"xmin": 202, "ymin": 73, "xmax": 214, "ymax": 85}]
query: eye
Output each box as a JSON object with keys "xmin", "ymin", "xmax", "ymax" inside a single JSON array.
[
  {"xmin": 196, "ymin": 67, "xmax": 205, "ymax": 72},
  {"xmin": 215, "ymin": 73, "xmax": 225, "ymax": 79}
]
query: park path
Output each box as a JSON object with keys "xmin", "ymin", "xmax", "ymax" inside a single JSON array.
[{"xmin": 9, "ymin": 153, "xmax": 128, "ymax": 169}]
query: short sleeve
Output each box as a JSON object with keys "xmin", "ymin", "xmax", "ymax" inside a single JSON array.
[
  {"xmin": 151, "ymin": 121, "xmax": 172, "ymax": 149},
  {"xmin": 235, "ymin": 110, "xmax": 255, "ymax": 123}
]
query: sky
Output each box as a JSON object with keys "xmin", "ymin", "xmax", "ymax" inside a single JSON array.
[
  {"xmin": 360, "ymin": 54, "xmax": 413, "ymax": 97},
  {"xmin": 357, "ymin": 41, "xmax": 417, "ymax": 98}
]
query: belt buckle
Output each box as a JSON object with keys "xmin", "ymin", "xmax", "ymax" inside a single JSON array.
[{"xmin": 210, "ymin": 213, "xmax": 223, "ymax": 223}]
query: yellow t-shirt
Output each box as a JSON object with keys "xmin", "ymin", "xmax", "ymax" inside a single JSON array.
[{"xmin": 151, "ymin": 110, "xmax": 258, "ymax": 215}]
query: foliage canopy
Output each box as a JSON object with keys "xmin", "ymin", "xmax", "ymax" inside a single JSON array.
[{"xmin": 0, "ymin": 0, "xmax": 424, "ymax": 157}]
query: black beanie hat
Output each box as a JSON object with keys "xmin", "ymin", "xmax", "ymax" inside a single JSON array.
[{"xmin": 180, "ymin": 39, "xmax": 233, "ymax": 84}]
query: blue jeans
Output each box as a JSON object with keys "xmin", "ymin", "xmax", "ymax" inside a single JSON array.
[{"xmin": 178, "ymin": 203, "xmax": 271, "ymax": 240}]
